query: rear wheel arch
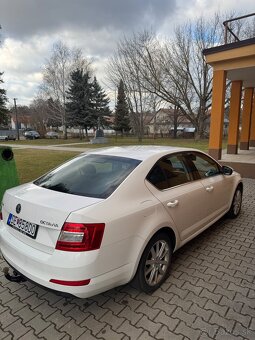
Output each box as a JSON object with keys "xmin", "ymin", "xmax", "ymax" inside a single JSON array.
[
  {"xmin": 132, "ymin": 227, "xmax": 176, "ymax": 292},
  {"xmin": 131, "ymin": 226, "xmax": 177, "ymax": 290},
  {"xmin": 153, "ymin": 226, "xmax": 177, "ymax": 251}
]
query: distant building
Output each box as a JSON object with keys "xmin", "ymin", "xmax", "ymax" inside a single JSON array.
[
  {"xmin": 146, "ymin": 108, "xmax": 194, "ymax": 137},
  {"xmin": 10, "ymin": 113, "xmax": 33, "ymax": 130}
]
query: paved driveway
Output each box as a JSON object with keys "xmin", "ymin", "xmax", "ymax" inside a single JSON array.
[{"xmin": 0, "ymin": 179, "xmax": 255, "ymax": 340}]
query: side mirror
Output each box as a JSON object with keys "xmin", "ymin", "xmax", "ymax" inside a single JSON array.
[{"xmin": 222, "ymin": 165, "xmax": 233, "ymax": 176}]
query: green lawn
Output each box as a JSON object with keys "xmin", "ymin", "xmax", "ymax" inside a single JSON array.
[
  {"xmin": 66, "ymin": 136, "xmax": 227, "ymax": 151},
  {"xmin": 4, "ymin": 138, "xmax": 87, "ymax": 146},
  {"xmin": 12, "ymin": 137, "xmax": 227, "ymax": 184},
  {"xmin": 64, "ymin": 136, "xmax": 216, "ymax": 151},
  {"xmin": 14, "ymin": 149, "xmax": 80, "ymax": 184}
]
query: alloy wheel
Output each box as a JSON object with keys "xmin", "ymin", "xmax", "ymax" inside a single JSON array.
[
  {"xmin": 233, "ymin": 189, "xmax": 242, "ymax": 216},
  {"xmin": 144, "ymin": 239, "xmax": 170, "ymax": 287}
]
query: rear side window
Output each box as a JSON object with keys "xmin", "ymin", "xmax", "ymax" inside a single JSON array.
[
  {"xmin": 147, "ymin": 154, "xmax": 191, "ymax": 190},
  {"xmin": 34, "ymin": 154, "xmax": 141, "ymax": 198}
]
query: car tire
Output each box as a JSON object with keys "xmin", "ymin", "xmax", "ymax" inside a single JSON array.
[
  {"xmin": 228, "ymin": 186, "xmax": 242, "ymax": 218},
  {"xmin": 132, "ymin": 232, "xmax": 172, "ymax": 293}
]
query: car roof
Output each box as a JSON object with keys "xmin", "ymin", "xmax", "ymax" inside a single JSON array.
[{"xmin": 85, "ymin": 145, "xmax": 199, "ymax": 161}]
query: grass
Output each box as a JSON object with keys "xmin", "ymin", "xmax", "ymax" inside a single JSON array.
[
  {"xmin": 64, "ymin": 136, "xmax": 214, "ymax": 151},
  {"xmin": 11, "ymin": 137, "xmax": 227, "ymax": 184},
  {"xmin": 2, "ymin": 136, "xmax": 227, "ymax": 151},
  {"xmin": 3, "ymin": 138, "xmax": 87, "ymax": 146},
  {"xmin": 13, "ymin": 149, "xmax": 80, "ymax": 184}
]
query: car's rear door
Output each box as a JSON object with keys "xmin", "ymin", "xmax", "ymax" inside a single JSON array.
[{"xmin": 145, "ymin": 153, "xmax": 211, "ymax": 241}]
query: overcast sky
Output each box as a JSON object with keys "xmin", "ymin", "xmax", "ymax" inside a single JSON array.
[{"xmin": 0, "ymin": 0, "xmax": 254, "ymax": 106}]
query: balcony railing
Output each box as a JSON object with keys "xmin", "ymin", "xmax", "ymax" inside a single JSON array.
[{"xmin": 223, "ymin": 13, "xmax": 255, "ymax": 44}]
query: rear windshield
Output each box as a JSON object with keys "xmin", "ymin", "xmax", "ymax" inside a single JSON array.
[{"xmin": 34, "ymin": 154, "xmax": 141, "ymax": 198}]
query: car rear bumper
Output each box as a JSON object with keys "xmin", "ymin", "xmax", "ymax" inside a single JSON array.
[{"xmin": 0, "ymin": 222, "xmax": 133, "ymax": 298}]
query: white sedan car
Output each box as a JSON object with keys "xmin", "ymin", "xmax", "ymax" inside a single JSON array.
[{"xmin": 0, "ymin": 146, "xmax": 242, "ymax": 298}]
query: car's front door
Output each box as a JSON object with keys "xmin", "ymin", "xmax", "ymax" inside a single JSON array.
[{"xmin": 185, "ymin": 152, "xmax": 232, "ymax": 222}]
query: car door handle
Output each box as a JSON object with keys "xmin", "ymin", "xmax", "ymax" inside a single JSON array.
[
  {"xmin": 167, "ymin": 200, "xmax": 179, "ymax": 208},
  {"xmin": 206, "ymin": 186, "xmax": 214, "ymax": 192}
]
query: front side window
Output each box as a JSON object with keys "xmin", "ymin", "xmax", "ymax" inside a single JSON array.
[
  {"xmin": 147, "ymin": 153, "xmax": 191, "ymax": 190},
  {"xmin": 186, "ymin": 153, "xmax": 221, "ymax": 179},
  {"xmin": 34, "ymin": 154, "xmax": 141, "ymax": 198}
]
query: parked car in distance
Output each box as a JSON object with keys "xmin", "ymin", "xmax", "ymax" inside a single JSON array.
[
  {"xmin": 24, "ymin": 131, "xmax": 40, "ymax": 140},
  {"xmin": 0, "ymin": 146, "xmax": 242, "ymax": 298},
  {"xmin": 0, "ymin": 135, "xmax": 16, "ymax": 141},
  {"xmin": 45, "ymin": 131, "xmax": 59, "ymax": 139}
]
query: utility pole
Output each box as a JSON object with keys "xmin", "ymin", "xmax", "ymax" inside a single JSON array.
[{"xmin": 13, "ymin": 98, "xmax": 20, "ymax": 140}]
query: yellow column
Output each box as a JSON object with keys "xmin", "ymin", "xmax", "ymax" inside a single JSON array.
[
  {"xmin": 240, "ymin": 88, "xmax": 254, "ymax": 150},
  {"xmin": 209, "ymin": 70, "xmax": 226, "ymax": 160},
  {"xmin": 227, "ymin": 81, "xmax": 242, "ymax": 154},
  {"xmin": 250, "ymin": 92, "xmax": 255, "ymax": 147}
]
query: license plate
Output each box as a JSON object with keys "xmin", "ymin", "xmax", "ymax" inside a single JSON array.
[{"xmin": 7, "ymin": 214, "xmax": 39, "ymax": 239}]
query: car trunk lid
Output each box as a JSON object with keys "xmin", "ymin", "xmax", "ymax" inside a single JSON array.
[{"xmin": 2, "ymin": 183, "xmax": 103, "ymax": 254}]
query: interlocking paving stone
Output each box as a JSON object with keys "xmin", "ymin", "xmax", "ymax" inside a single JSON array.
[
  {"xmin": 152, "ymin": 297, "xmax": 177, "ymax": 316},
  {"xmin": 26, "ymin": 314, "xmax": 51, "ymax": 335},
  {"xmin": 117, "ymin": 320, "xmax": 143, "ymax": 339},
  {"xmin": 172, "ymin": 306, "xmax": 196, "ymax": 327},
  {"xmin": 175, "ymin": 321, "xmax": 202, "ymax": 339},
  {"xmin": 46, "ymin": 309, "xmax": 72, "ymax": 330},
  {"xmin": 5, "ymin": 319, "xmax": 33, "ymax": 339},
  {"xmin": 188, "ymin": 303, "xmax": 213, "ymax": 322},
  {"xmin": 97, "ymin": 325, "xmax": 126, "ymax": 340},
  {"xmin": 0, "ymin": 309, "xmax": 19, "ymax": 328},
  {"xmin": 155, "ymin": 325, "xmax": 184, "ymax": 340},
  {"xmin": 137, "ymin": 330, "xmax": 156, "ymax": 340},
  {"xmin": 60, "ymin": 319, "xmax": 86, "ymax": 339},
  {"xmin": 80, "ymin": 315, "xmax": 106, "ymax": 336},
  {"xmin": 0, "ymin": 289, "xmax": 16, "ymax": 304},
  {"xmin": 119, "ymin": 306, "xmax": 143, "ymax": 326},
  {"xmin": 135, "ymin": 315, "xmax": 162, "ymax": 337},
  {"xmin": 0, "ymin": 178, "xmax": 255, "ymax": 339},
  {"xmin": 17, "ymin": 329, "xmax": 40, "ymax": 340},
  {"xmin": 3, "ymin": 296, "xmax": 26, "ymax": 313},
  {"xmin": 39, "ymin": 324, "xmax": 67, "ymax": 340},
  {"xmin": 0, "ymin": 329, "xmax": 12, "ymax": 340},
  {"xmin": 135, "ymin": 302, "xmax": 160, "ymax": 320},
  {"xmin": 13, "ymin": 305, "xmax": 39, "ymax": 323},
  {"xmin": 154, "ymin": 311, "xmax": 179, "ymax": 331}
]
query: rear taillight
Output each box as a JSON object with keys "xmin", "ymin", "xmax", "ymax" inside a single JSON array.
[{"xmin": 56, "ymin": 222, "xmax": 105, "ymax": 252}]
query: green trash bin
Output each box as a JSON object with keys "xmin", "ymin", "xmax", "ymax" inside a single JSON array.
[{"xmin": 0, "ymin": 147, "xmax": 19, "ymax": 203}]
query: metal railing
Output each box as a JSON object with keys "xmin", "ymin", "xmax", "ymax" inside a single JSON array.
[{"xmin": 223, "ymin": 12, "xmax": 255, "ymax": 44}]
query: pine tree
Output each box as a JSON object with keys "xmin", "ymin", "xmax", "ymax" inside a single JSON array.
[
  {"xmin": 114, "ymin": 79, "xmax": 130, "ymax": 135},
  {"xmin": 91, "ymin": 77, "xmax": 111, "ymax": 128},
  {"xmin": 66, "ymin": 69, "xmax": 95, "ymax": 138},
  {"xmin": 0, "ymin": 72, "xmax": 8, "ymax": 126}
]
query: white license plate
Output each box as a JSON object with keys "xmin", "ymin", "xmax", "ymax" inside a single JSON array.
[{"xmin": 7, "ymin": 214, "xmax": 39, "ymax": 239}]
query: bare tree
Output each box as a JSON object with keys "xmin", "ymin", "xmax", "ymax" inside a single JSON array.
[
  {"xmin": 133, "ymin": 16, "xmax": 224, "ymax": 139},
  {"xmin": 40, "ymin": 40, "xmax": 92, "ymax": 138},
  {"xmin": 107, "ymin": 35, "xmax": 162, "ymax": 141},
  {"xmin": 106, "ymin": 14, "xmax": 228, "ymax": 139},
  {"xmin": 29, "ymin": 98, "xmax": 51, "ymax": 135}
]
